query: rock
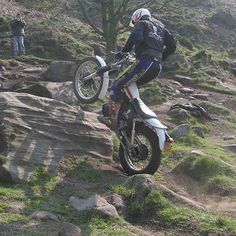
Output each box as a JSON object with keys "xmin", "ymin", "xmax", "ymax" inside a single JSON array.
[
  {"xmin": 1, "ymin": 80, "xmax": 77, "ymax": 104},
  {"xmin": 0, "ymin": 92, "xmax": 112, "ymax": 180},
  {"xmin": 41, "ymin": 81, "xmax": 77, "ymax": 104},
  {"xmin": 199, "ymin": 101, "xmax": 230, "ymax": 116},
  {"xmin": 69, "ymin": 195, "xmax": 119, "ymax": 218},
  {"xmin": 23, "ymin": 67, "xmax": 44, "ymax": 73},
  {"xmin": 190, "ymin": 150, "xmax": 205, "ymax": 157},
  {"xmin": 179, "ymin": 87, "xmax": 194, "ymax": 94},
  {"xmin": 124, "ymin": 174, "xmax": 156, "ymax": 200},
  {"xmin": 42, "ymin": 61, "xmax": 76, "ymax": 82},
  {"xmin": 15, "ymin": 83, "xmax": 52, "ymax": 98},
  {"xmin": 231, "ymin": 67, "xmax": 236, "ymax": 76},
  {"xmin": 30, "ymin": 210, "xmax": 59, "ymax": 221},
  {"xmin": 192, "ymin": 126, "xmax": 205, "ymax": 138},
  {"xmin": 0, "ymin": 166, "xmax": 14, "ymax": 183},
  {"xmin": 169, "ymin": 108, "xmax": 192, "ymax": 122},
  {"xmin": 223, "ymin": 98, "xmax": 236, "ymax": 111},
  {"xmin": 0, "ymin": 66, "xmax": 6, "ymax": 71},
  {"xmin": 223, "ymin": 136, "xmax": 235, "ymax": 141},
  {"xmin": 230, "ymin": 61, "xmax": 236, "ymax": 76},
  {"xmin": 58, "ymin": 222, "xmax": 82, "ymax": 236},
  {"xmin": 171, "ymin": 124, "xmax": 191, "ymax": 139},
  {"xmin": 192, "ymin": 94, "xmax": 209, "ymax": 101},
  {"xmin": 170, "ymin": 80, "xmax": 183, "ymax": 87},
  {"xmin": 173, "ymin": 74, "xmax": 195, "ymax": 87},
  {"xmin": 223, "ymin": 144, "xmax": 236, "ymax": 153},
  {"xmin": 5, "ymin": 201, "xmax": 25, "ymax": 214},
  {"xmin": 105, "ymin": 193, "xmax": 125, "ymax": 215}
]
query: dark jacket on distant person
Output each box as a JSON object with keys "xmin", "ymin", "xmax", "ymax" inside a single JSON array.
[{"xmin": 11, "ymin": 19, "xmax": 25, "ymax": 36}]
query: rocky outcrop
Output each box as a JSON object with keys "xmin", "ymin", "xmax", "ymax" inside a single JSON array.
[
  {"xmin": 42, "ymin": 61, "xmax": 77, "ymax": 82},
  {"xmin": 1, "ymin": 80, "xmax": 78, "ymax": 104},
  {"xmin": 69, "ymin": 195, "xmax": 119, "ymax": 218},
  {"xmin": 0, "ymin": 92, "xmax": 112, "ymax": 180}
]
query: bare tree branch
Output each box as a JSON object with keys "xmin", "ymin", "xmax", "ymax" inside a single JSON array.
[
  {"xmin": 156, "ymin": 0, "xmax": 175, "ymax": 11},
  {"xmin": 77, "ymin": 0, "xmax": 103, "ymax": 36}
]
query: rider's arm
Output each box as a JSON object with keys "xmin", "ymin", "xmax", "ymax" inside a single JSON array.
[
  {"xmin": 122, "ymin": 21, "xmax": 145, "ymax": 53},
  {"xmin": 162, "ymin": 28, "xmax": 176, "ymax": 61}
]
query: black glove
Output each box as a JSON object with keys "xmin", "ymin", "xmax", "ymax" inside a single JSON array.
[{"xmin": 115, "ymin": 51, "xmax": 125, "ymax": 60}]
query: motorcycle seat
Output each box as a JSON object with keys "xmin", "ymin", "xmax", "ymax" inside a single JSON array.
[{"xmin": 132, "ymin": 98, "xmax": 157, "ymax": 119}]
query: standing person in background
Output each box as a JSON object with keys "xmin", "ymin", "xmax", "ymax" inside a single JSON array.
[{"xmin": 11, "ymin": 13, "xmax": 26, "ymax": 56}]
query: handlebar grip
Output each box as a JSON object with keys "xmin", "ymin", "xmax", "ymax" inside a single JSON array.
[{"xmin": 97, "ymin": 65, "xmax": 111, "ymax": 76}]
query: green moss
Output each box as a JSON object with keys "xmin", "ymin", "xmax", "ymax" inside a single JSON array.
[
  {"xmin": 0, "ymin": 213, "xmax": 27, "ymax": 224},
  {"xmin": 111, "ymin": 185, "xmax": 135, "ymax": 198},
  {"xmin": 175, "ymin": 155, "xmax": 235, "ymax": 182},
  {"xmin": 200, "ymin": 215, "xmax": 236, "ymax": 234},
  {"xmin": 112, "ymin": 134, "xmax": 120, "ymax": 161},
  {"xmin": 28, "ymin": 166, "xmax": 60, "ymax": 197},
  {"xmin": 0, "ymin": 185, "xmax": 26, "ymax": 201},
  {"xmin": 0, "ymin": 155, "xmax": 6, "ymax": 165},
  {"xmin": 141, "ymin": 85, "xmax": 168, "ymax": 105},
  {"xmin": 129, "ymin": 190, "xmax": 172, "ymax": 217},
  {"xmin": 169, "ymin": 109, "xmax": 192, "ymax": 124},
  {"xmin": 176, "ymin": 131, "xmax": 205, "ymax": 147}
]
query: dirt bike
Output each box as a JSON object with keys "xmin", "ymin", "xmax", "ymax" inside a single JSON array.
[{"xmin": 73, "ymin": 53, "xmax": 173, "ymax": 175}]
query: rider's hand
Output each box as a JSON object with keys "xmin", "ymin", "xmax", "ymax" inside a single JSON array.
[{"xmin": 115, "ymin": 51, "xmax": 125, "ymax": 60}]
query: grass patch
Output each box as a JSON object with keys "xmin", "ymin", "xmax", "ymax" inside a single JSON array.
[
  {"xmin": 175, "ymin": 155, "xmax": 235, "ymax": 182},
  {"xmin": 207, "ymin": 175, "xmax": 236, "ymax": 195},
  {"xmin": 28, "ymin": 167, "xmax": 60, "ymax": 197},
  {"xmin": 141, "ymin": 84, "xmax": 168, "ymax": 105},
  {"xmin": 126, "ymin": 188, "xmax": 236, "ymax": 233},
  {"xmin": 62, "ymin": 156, "xmax": 103, "ymax": 182},
  {"xmin": 0, "ymin": 213, "xmax": 27, "ymax": 224},
  {"xmin": 198, "ymin": 82, "xmax": 236, "ymax": 95},
  {"xmin": 176, "ymin": 131, "xmax": 205, "ymax": 147},
  {"xmin": 111, "ymin": 184, "xmax": 136, "ymax": 198},
  {"xmin": 0, "ymin": 185, "xmax": 26, "ymax": 201}
]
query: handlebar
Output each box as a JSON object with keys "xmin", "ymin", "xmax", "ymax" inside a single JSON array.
[{"xmin": 96, "ymin": 53, "xmax": 134, "ymax": 76}]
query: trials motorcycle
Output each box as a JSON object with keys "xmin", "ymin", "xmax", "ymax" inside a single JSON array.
[{"xmin": 73, "ymin": 53, "xmax": 173, "ymax": 175}]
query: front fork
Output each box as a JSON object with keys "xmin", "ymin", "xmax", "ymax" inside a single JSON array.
[{"xmin": 131, "ymin": 118, "xmax": 138, "ymax": 145}]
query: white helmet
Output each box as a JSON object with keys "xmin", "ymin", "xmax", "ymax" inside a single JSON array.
[{"xmin": 130, "ymin": 8, "xmax": 151, "ymax": 27}]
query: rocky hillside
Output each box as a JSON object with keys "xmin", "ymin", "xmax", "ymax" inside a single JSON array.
[{"xmin": 0, "ymin": 0, "xmax": 236, "ymax": 235}]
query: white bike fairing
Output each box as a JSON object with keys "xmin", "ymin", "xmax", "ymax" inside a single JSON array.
[
  {"xmin": 96, "ymin": 55, "xmax": 109, "ymax": 99},
  {"xmin": 126, "ymin": 82, "xmax": 167, "ymax": 151}
]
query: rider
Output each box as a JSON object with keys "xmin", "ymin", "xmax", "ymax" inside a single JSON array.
[{"xmin": 98, "ymin": 8, "xmax": 176, "ymax": 130}]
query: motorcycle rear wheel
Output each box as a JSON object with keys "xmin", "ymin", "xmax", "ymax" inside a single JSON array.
[
  {"xmin": 73, "ymin": 57, "xmax": 104, "ymax": 104},
  {"xmin": 119, "ymin": 124, "xmax": 161, "ymax": 175}
]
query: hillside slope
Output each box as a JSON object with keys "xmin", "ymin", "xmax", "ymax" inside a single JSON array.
[{"xmin": 0, "ymin": 0, "xmax": 235, "ymax": 235}]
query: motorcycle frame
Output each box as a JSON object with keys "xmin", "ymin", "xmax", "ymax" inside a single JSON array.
[{"xmin": 95, "ymin": 55, "xmax": 167, "ymax": 151}]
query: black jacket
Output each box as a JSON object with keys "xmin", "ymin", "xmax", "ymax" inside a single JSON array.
[
  {"xmin": 122, "ymin": 17, "xmax": 176, "ymax": 61},
  {"xmin": 11, "ymin": 19, "xmax": 25, "ymax": 36}
]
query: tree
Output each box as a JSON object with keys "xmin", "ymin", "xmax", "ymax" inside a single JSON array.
[{"xmin": 77, "ymin": 0, "xmax": 155, "ymax": 62}]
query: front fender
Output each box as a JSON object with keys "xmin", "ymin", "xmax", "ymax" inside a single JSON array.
[
  {"xmin": 96, "ymin": 55, "xmax": 109, "ymax": 99},
  {"xmin": 145, "ymin": 118, "xmax": 167, "ymax": 151}
]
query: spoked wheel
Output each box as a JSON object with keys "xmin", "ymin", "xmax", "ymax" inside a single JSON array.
[
  {"xmin": 73, "ymin": 57, "xmax": 104, "ymax": 103},
  {"xmin": 119, "ymin": 124, "xmax": 161, "ymax": 175}
]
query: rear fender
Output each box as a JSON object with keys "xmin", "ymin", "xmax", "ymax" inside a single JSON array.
[{"xmin": 96, "ymin": 55, "xmax": 109, "ymax": 99}]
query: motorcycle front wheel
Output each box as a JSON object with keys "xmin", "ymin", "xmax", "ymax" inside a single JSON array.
[
  {"xmin": 73, "ymin": 57, "xmax": 104, "ymax": 104},
  {"xmin": 119, "ymin": 124, "xmax": 161, "ymax": 175}
]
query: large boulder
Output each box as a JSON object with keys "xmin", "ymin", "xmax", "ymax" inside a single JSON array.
[
  {"xmin": 0, "ymin": 92, "xmax": 112, "ymax": 180},
  {"xmin": 1, "ymin": 80, "xmax": 78, "ymax": 104},
  {"xmin": 69, "ymin": 195, "xmax": 119, "ymax": 218},
  {"xmin": 42, "ymin": 61, "xmax": 77, "ymax": 82}
]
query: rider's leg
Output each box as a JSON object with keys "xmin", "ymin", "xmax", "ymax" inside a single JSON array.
[
  {"xmin": 98, "ymin": 58, "xmax": 154, "ymax": 130},
  {"xmin": 136, "ymin": 60, "xmax": 162, "ymax": 87}
]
